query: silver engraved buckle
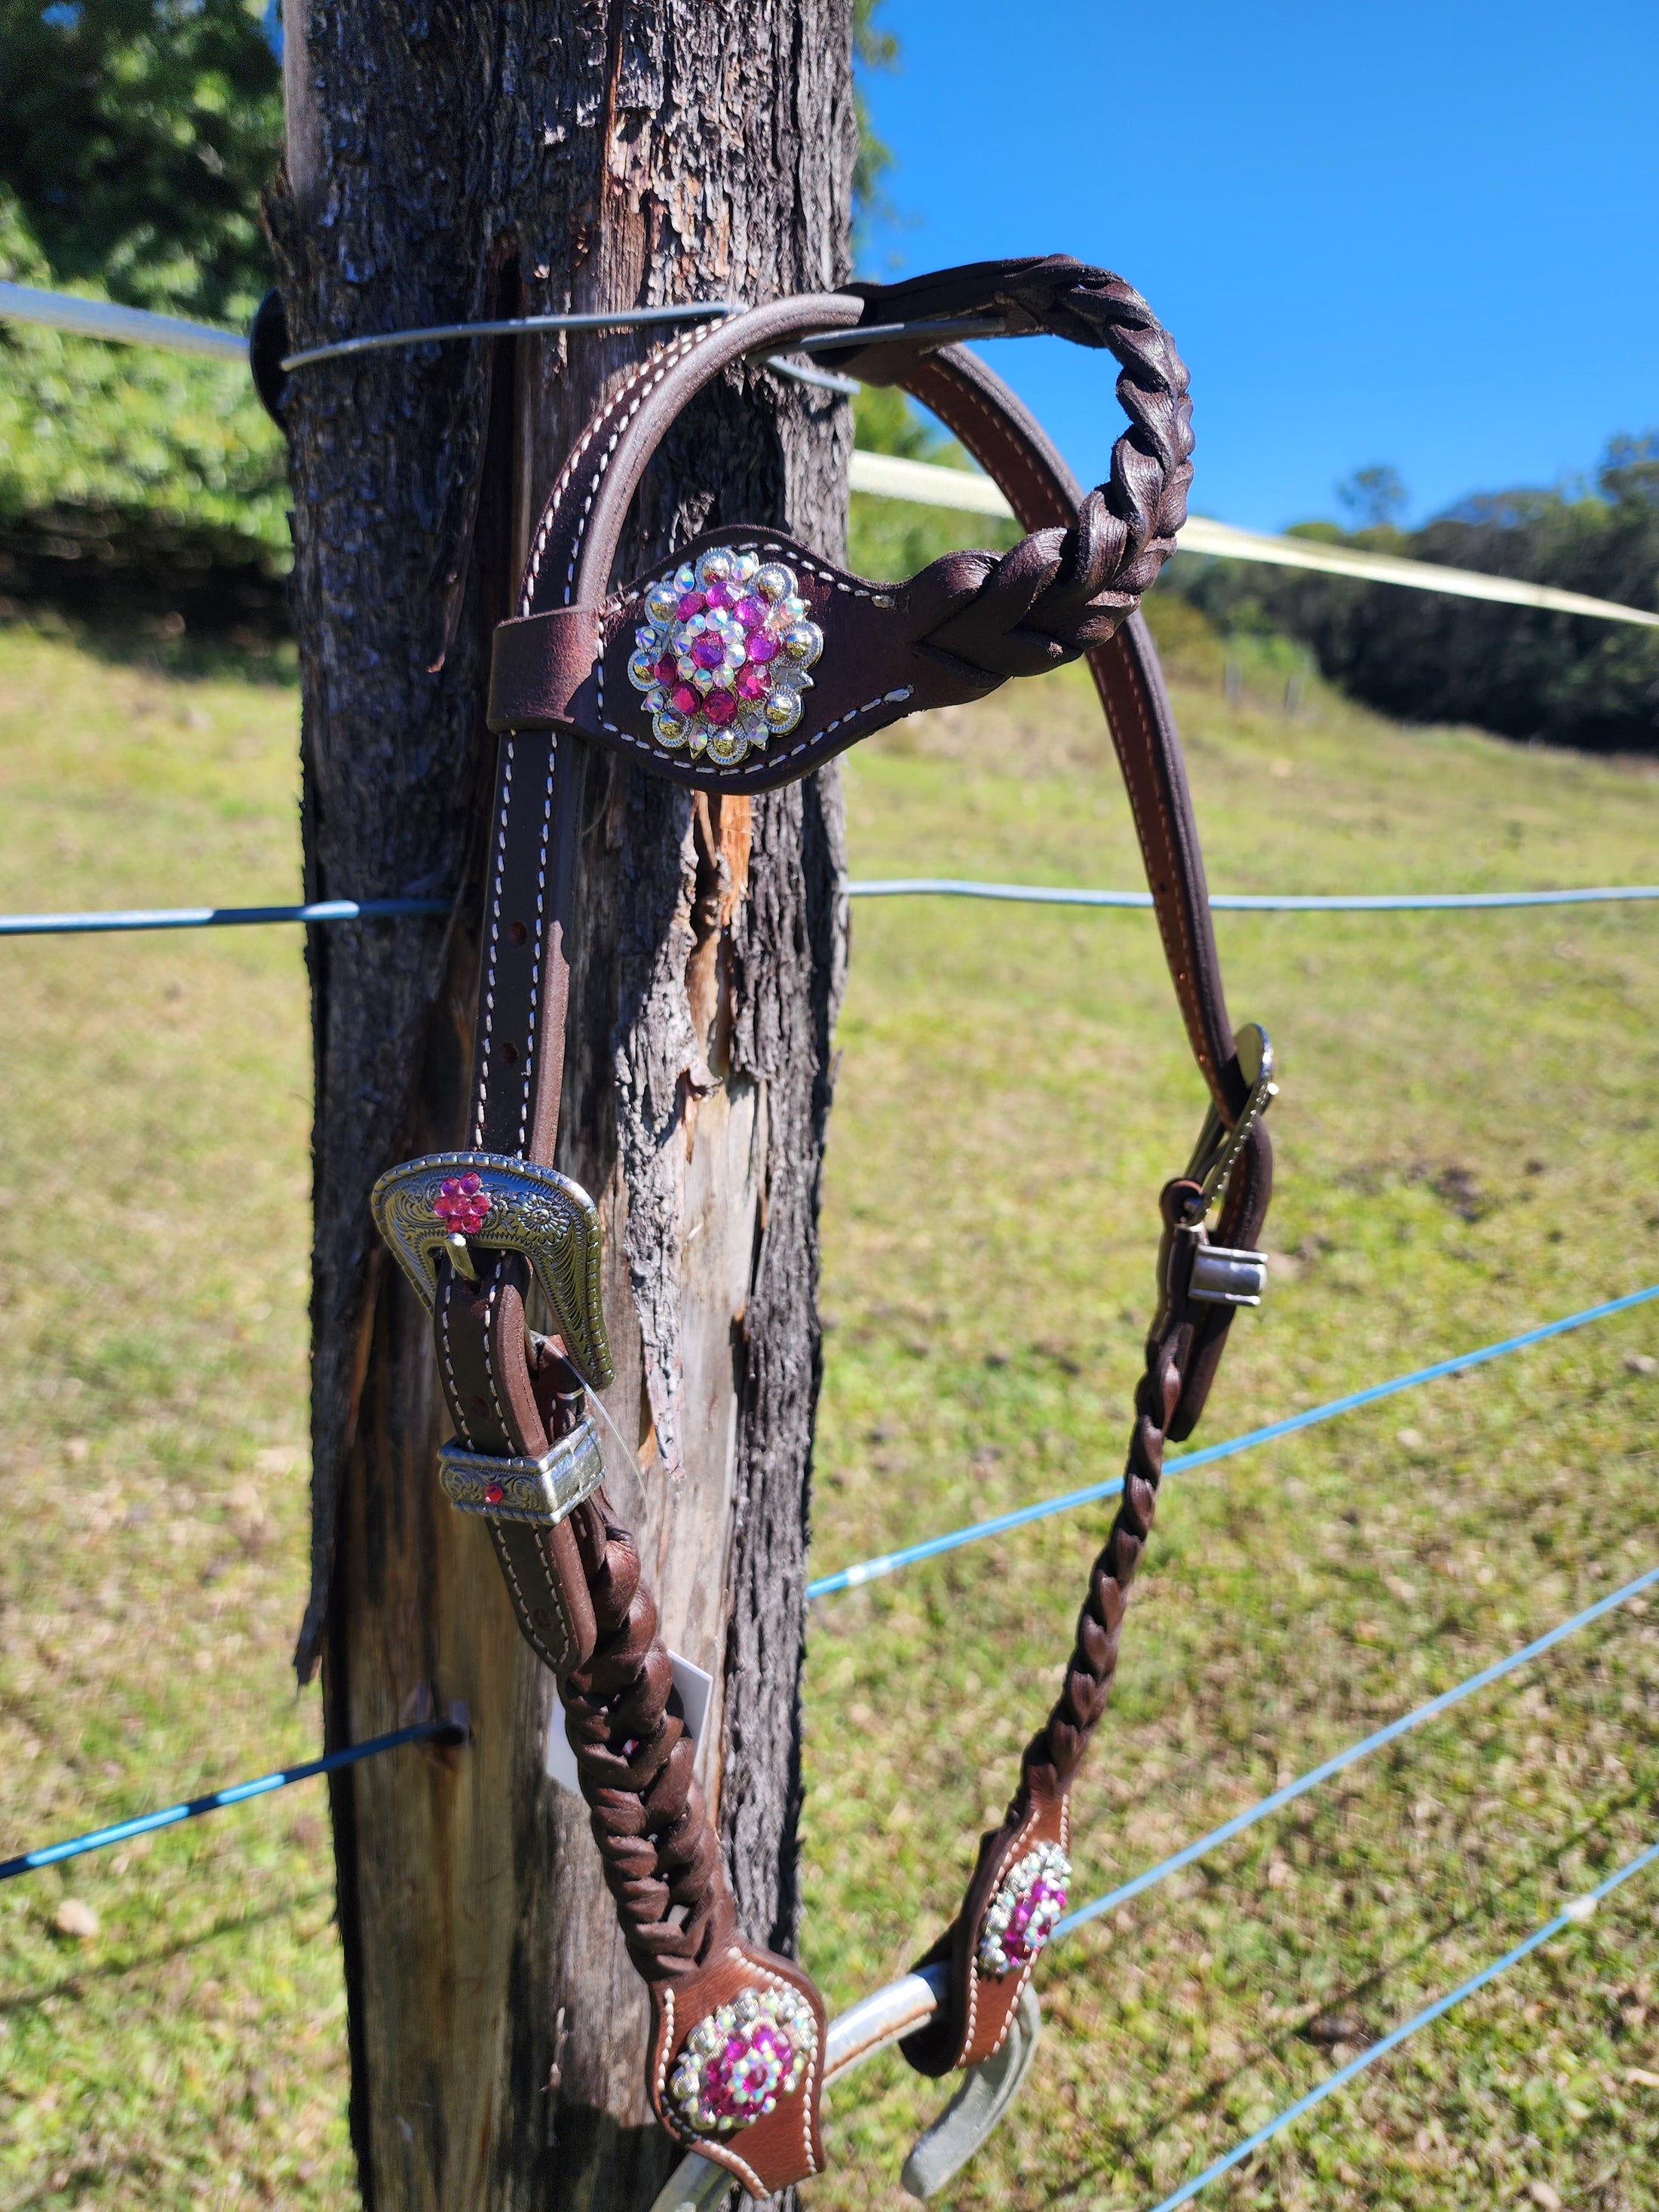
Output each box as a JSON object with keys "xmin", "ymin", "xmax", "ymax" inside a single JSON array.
[
  {"xmin": 1188, "ymin": 1244, "xmax": 1268, "ymax": 1308},
  {"xmin": 438, "ymin": 1418, "xmax": 605, "ymax": 1526},
  {"xmin": 370, "ymin": 1150, "xmax": 615, "ymax": 1387}
]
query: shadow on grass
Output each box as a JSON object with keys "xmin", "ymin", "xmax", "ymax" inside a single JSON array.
[
  {"xmin": 1041, "ymin": 1774, "xmax": 1657, "ymax": 2207},
  {"xmin": 0, "ymin": 1884, "xmax": 333, "ymax": 2017}
]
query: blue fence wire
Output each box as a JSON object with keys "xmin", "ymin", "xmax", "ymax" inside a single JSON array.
[
  {"xmin": 1054, "ymin": 1555, "xmax": 1659, "ymax": 1940},
  {"xmin": 6, "ymin": 884, "xmax": 1659, "ymax": 937},
  {"xmin": 847, "ymin": 877, "xmax": 1659, "ymax": 913},
  {"xmin": 0, "ymin": 897, "xmax": 450, "ymax": 937},
  {"xmin": 804, "ymin": 1280, "xmax": 1659, "ymax": 1602},
  {"xmin": 9, "ymin": 1560, "xmax": 1648, "ymax": 1913},
  {"xmin": 0, "ymin": 1717, "xmax": 464, "ymax": 1882},
  {"xmin": 1141, "ymin": 1830, "xmax": 1659, "ymax": 2212}
]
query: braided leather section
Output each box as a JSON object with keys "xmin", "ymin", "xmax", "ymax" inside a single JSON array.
[
  {"xmin": 840, "ymin": 257, "xmax": 1194, "ymax": 676},
  {"xmin": 558, "ymin": 1496, "xmax": 738, "ymax": 1983},
  {"xmin": 902, "ymin": 1124, "xmax": 1273, "ymax": 2075},
  {"xmin": 1024, "ymin": 1131, "xmax": 1271, "ymax": 1803}
]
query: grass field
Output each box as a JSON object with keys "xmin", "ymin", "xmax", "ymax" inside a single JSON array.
[{"xmin": 1, "ymin": 609, "xmax": 1657, "ymax": 2210}]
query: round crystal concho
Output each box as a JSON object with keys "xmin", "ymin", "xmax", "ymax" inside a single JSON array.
[
  {"xmin": 667, "ymin": 1983, "xmax": 817, "ymax": 2137},
  {"xmin": 626, "ymin": 547, "xmax": 823, "ymax": 766},
  {"xmin": 976, "ymin": 1841, "xmax": 1071, "ymax": 1979}
]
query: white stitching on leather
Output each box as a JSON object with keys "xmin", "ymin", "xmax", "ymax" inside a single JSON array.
[
  {"xmin": 480, "ymin": 1274, "xmax": 513, "ymax": 1440},
  {"xmin": 958, "ymin": 1801, "xmax": 1044, "ymax": 2069},
  {"xmin": 474, "ymin": 735, "xmax": 515, "ymax": 1146},
  {"xmin": 514, "ymin": 736, "xmax": 557, "ymax": 1156},
  {"xmin": 519, "ymin": 325, "xmax": 721, "ymax": 617},
  {"xmin": 492, "ymin": 1523, "xmax": 571, "ymax": 1671},
  {"xmin": 719, "ymin": 1947, "xmax": 820, "ymax": 2180},
  {"xmin": 437, "ymin": 1275, "xmax": 474, "ymax": 1448},
  {"xmin": 596, "ymin": 689, "xmax": 912, "ymax": 771}
]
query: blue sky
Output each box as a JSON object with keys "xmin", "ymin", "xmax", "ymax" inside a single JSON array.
[{"xmin": 857, "ymin": 1, "xmax": 1657, "ymax": 532}]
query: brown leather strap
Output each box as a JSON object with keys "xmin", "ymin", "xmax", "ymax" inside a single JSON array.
[
  {"xmin": 892, "ymin": 342, "xmax": 1239, "ymax": 1115},
  {"xmin": 385, "ymin": 262, "xmax": 1274, "ymax": 2187},
  {"xmin": 899, "ymin": 1140, "xmax": 1271, "ymax": 2075}
]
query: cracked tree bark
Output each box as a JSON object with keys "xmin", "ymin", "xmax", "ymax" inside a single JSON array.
[{"xmin": 265, "ymin": 2, "xmax": 854, "ymax": 2204}]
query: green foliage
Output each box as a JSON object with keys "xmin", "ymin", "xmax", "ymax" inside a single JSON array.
[
  {"xmin": 851, "ymin": 0, "xmax": 898, "ymax": 252},
  {"xmin": 0, "ymin": 192, "xmax": 290, "ymax": 620},
  {"xmin": 1172, "ymin": 441, "xmax": 1659, "ymax": 753},
  {"xmin": 0, "ymin": 0, "xmax": 282, "ymax": 324},
  {"xmin": 1335, "ymin": 462, "xmax": 1408, "ymax": 529}
]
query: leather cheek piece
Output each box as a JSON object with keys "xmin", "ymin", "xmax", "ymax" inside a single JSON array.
[
  {"xmin": 648, "ymin": 1940, "xmax": 830, "ymax": 2198},
  {"xmin": 486, "ymin": 527, "xmax": 1014, "ymax": 790},
  {"xmin": 900, "ymin": 1775, "xmax": 1069, "ymax": 2079}
]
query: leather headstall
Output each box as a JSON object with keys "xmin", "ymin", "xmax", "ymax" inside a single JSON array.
[{"xmin": 370, "ymin": 255, "xmax": 1276, "ymax": 2196}]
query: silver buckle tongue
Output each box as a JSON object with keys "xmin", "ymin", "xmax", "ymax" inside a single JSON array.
[
  {"xmin": 370, "ymin": 1150, "xmax": 615, "ymax": 1388},
  {"xmin": 1170, "ymin": 1022, "xmax": 1277, "ymax": 1308},
  {"xmin": 1185, "ymin": 1022, "xmax": 1277, "ymax": 1220},
  {"xmin": 438, "ymin": 1418, "xmax": 605, "ymax": 1526}
]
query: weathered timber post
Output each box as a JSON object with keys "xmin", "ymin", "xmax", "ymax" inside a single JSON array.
[{"xmin": 265, "ymin": 4, "xmax": 855, "ymax": 2204}]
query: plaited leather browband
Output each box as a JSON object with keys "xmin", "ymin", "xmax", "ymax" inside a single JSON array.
[{"xmin": 370, "ymin": 255, "xmax": 1276, "ymax": 2197}]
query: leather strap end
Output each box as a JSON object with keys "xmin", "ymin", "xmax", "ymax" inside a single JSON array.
[
  {"xmin": 648, "ymin": 1940, "xmax": 829, "ymax": 2196},
  {"xmin": 900, "ymin": 1778, "xmax": 1069, "ymax": 2079},
  {"xmin": 488, "ymin": 604, "xmax": 605, "ymax": 732}
]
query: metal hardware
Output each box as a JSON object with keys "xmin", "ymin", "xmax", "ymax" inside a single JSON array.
[
  {"xmin": 1183, "ymin": 1022, "xmax": 1278, "ymax": 1220},
  {"xmin": 646, "ymin": 1961, "xmax": 1042, "ymax": 2212},
  {"xmin": 1189, "ymin": 1244, "xmax": 1270, "ymax": 1308},
  {"xmin": 794, "ymin": 314, "xmax": 1017, "ymax": 356},
  {"xmin": 370, "ymin": 1150, "xmax": 615, "ymax": 1387},
  {"xmin": 900, "ymin": 1979, "xmax": 1041, "ymax": 2198},
  {"xmin": 281, "ymin": 301, "xmax": 742, "ymax": 373},
  {"xmin": 438, "ymin": 1419, "xmax": 605, "ymax": 1527}
]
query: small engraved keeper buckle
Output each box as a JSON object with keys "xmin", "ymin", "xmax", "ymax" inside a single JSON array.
[{"xmin": 439, "ymin": 1419, "xmax": 605, "ymax": 1527}]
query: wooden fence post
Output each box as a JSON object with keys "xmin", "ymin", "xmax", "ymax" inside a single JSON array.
[{"xmin": 267, "ymin": 3, "xmax": 855, "ymax": 2201}]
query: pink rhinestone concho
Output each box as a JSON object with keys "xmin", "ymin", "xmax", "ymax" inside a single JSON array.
[
  {"xmin": 433, "ymin": 1172, "xmax": 491, "ymax": 1238},
  {"xmin": 976, "ymin": 1842, "xmax": 1071, "ymax": 1979},
  {"xmin": 667, "ymin": 1984, "xmax": 817, "ymax": 2137},
  {"xmin": 627, "ymin": 548, "xmax": 823, "ymax": 768}
]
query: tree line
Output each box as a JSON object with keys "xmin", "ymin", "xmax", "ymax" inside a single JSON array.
[
  {"xmin": 4, "ymin": 1, "xmax": 1654, "ymax": 753},
  {"xmin": 1168, "ymin": 445, "xmax": 1659, "ymax": 754}
]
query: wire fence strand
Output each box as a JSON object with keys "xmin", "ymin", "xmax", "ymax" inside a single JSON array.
[
  {"xmin": 0, "ymin": 1717, "xmax": 464, "ymax": 1882},
  {"xmin": 0, "ymin": 897, "xmax": 451, "ymax": 938},
  {"xmin": 1054, "ymin": 1557, "xmax": 1659, "ymax": 1938},
  {"xmin": 1139, "ymin": 1832, "xmax": 1659, "ymax": 2212},
  {"xmin": 7, "ymin": 882, "xmax": 1657, "ymax": 937},
  {"xmin": 845, "ymin": 878, "xmax": 1659, "ymax": 913},
  {"xmin": 804, "ymin": 1281, "xmax": 1659, "ymax": 1601}
]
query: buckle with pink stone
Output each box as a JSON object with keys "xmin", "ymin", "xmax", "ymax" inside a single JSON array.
[
  {"xmin": 667, "ymin": 1985, "xmax": 817, "ymax": 2138},
  {"xmin": 370, "ymin": 1150, "xmax": 614, "ymax": 1388},
  {"xmin": 976, "ymin": 1842, "xmax": 1071, "ymax": 1980},
  {"xmin": 627, "ymin": 547, "xmax": 823, "ymax": 767}
]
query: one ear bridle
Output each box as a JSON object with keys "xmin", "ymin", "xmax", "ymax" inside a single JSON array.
[{"xmin": 372, "ymin": 256, "xmax": 1276, "ymax": 2198}]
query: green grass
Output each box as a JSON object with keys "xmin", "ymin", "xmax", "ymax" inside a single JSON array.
[{"xmin": 2, "ymin": 613, "xmax": 1658, "ymax": 2209}]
